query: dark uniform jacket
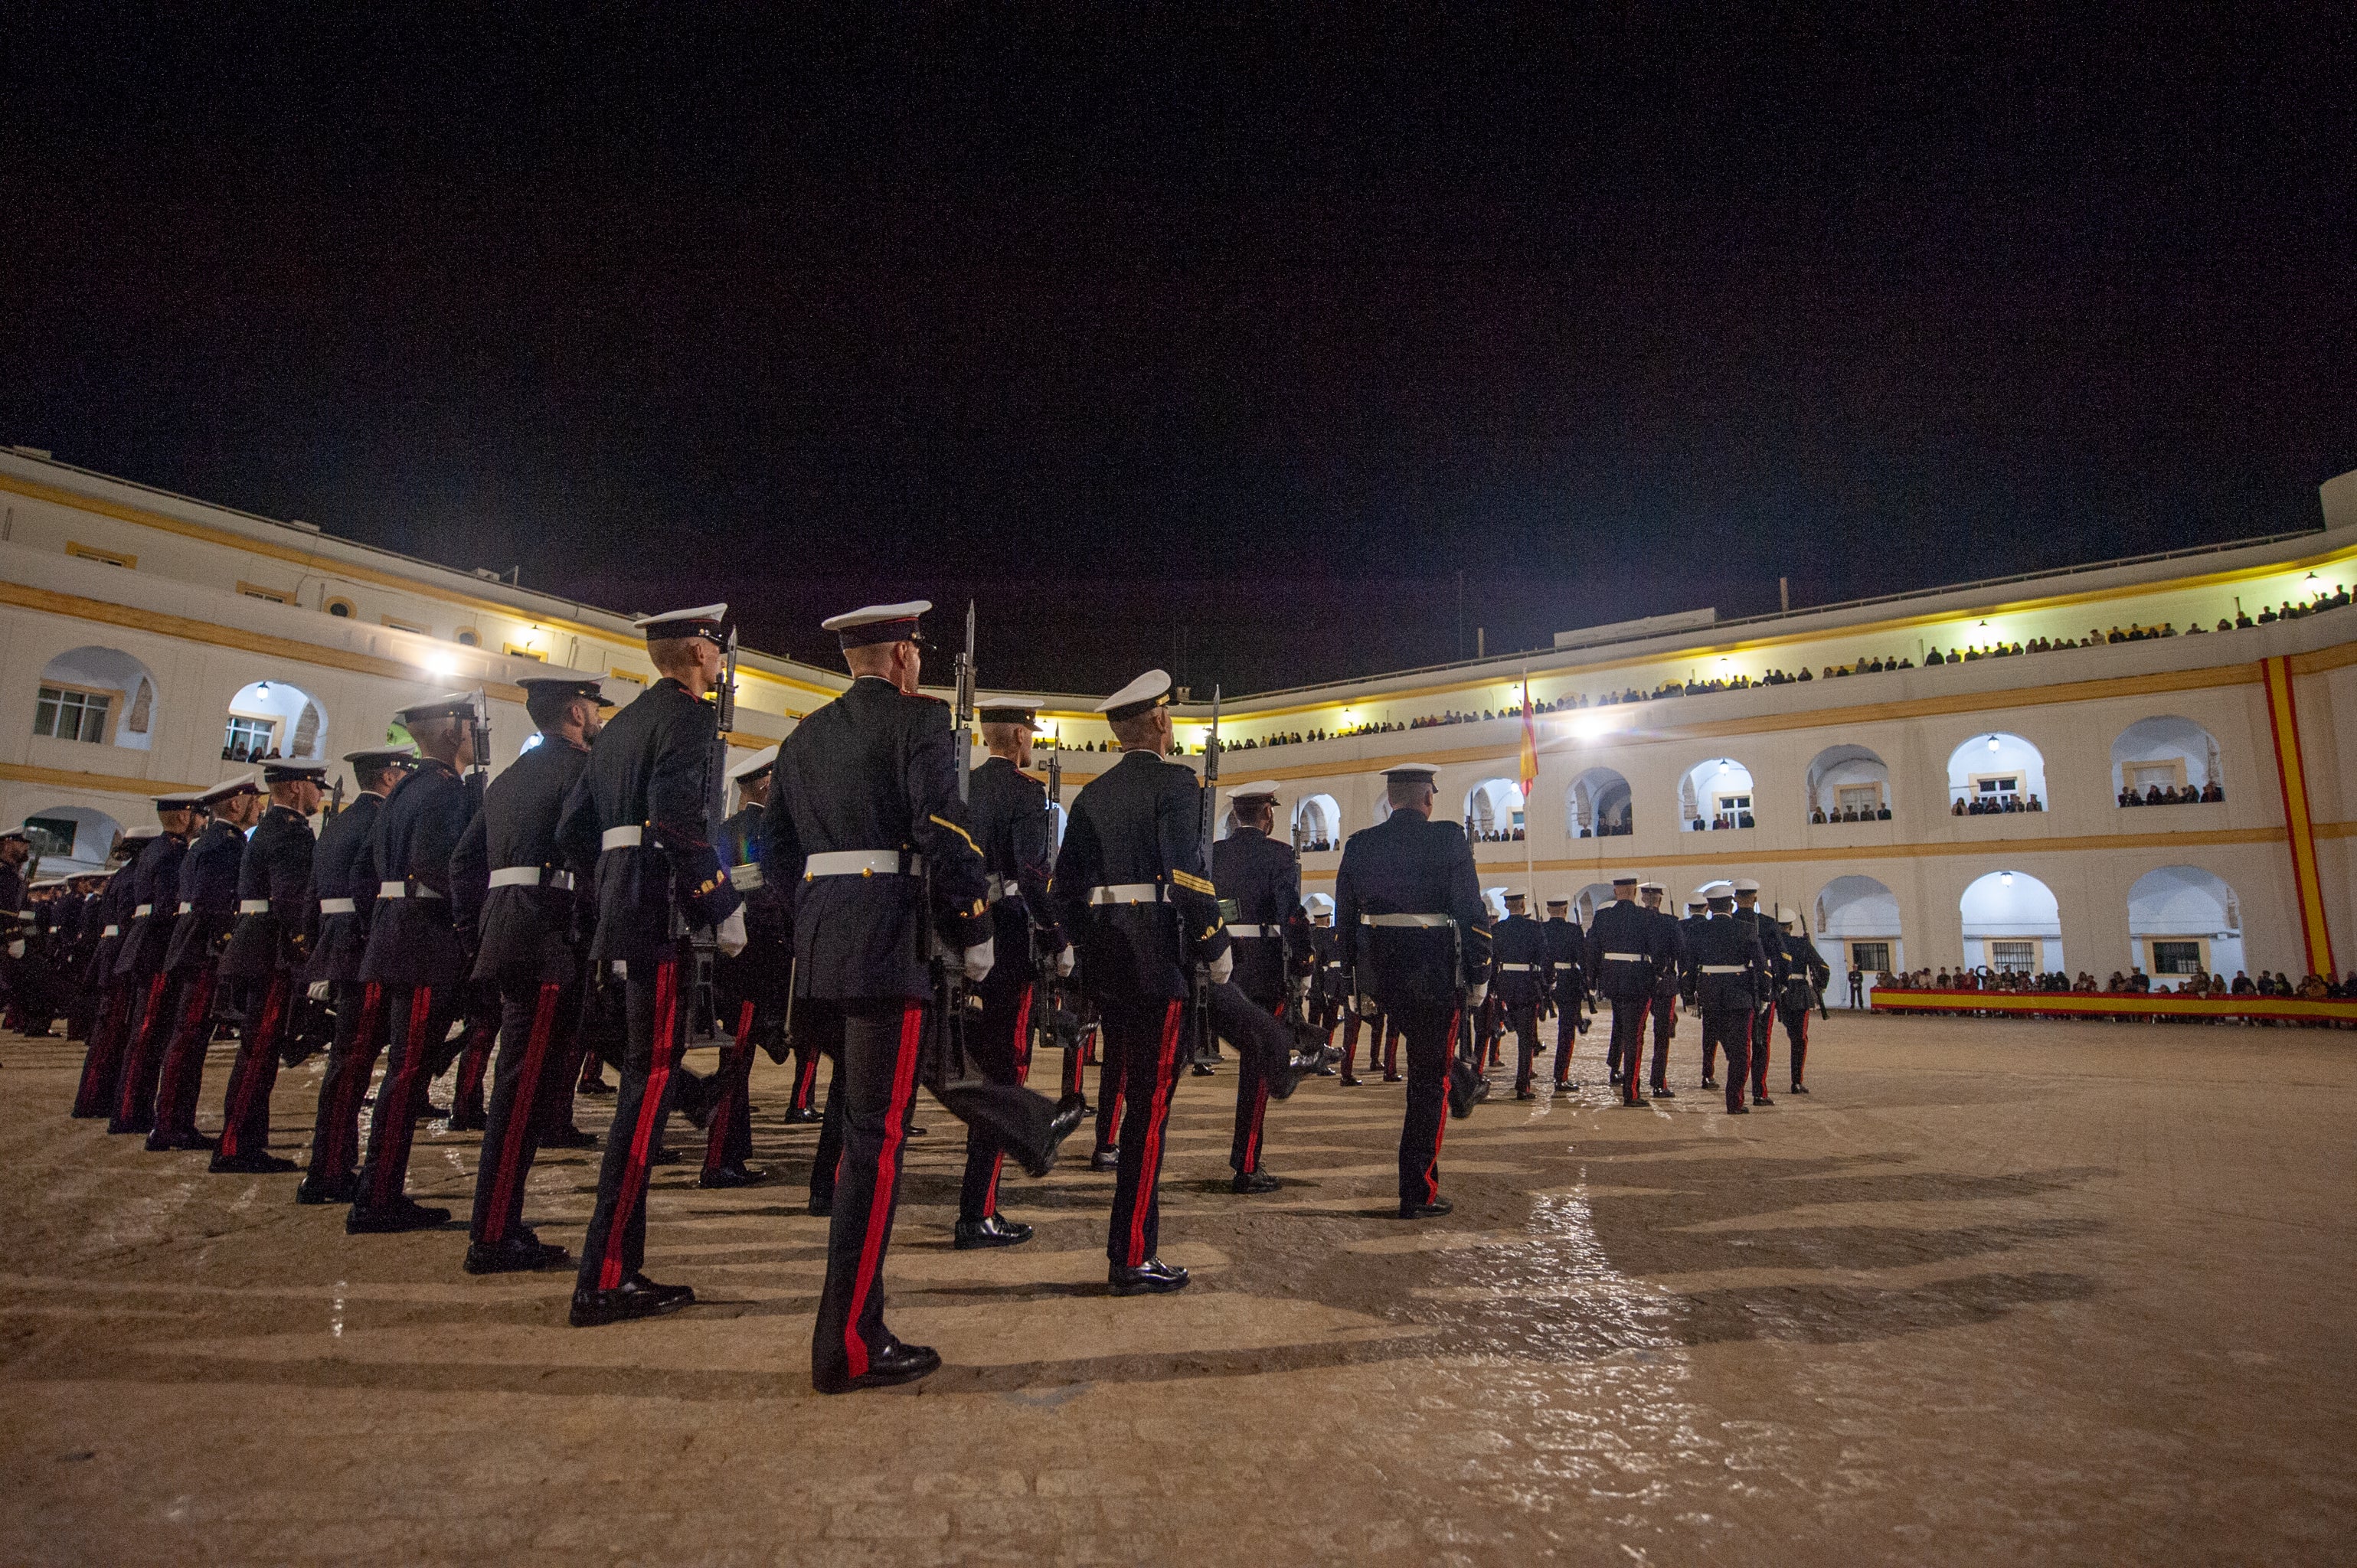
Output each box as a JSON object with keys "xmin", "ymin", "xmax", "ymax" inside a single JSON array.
[
  {"xmin": 358, "ymin": 758, "xmax": 482, "ymax": 989},
  {"xmin": 113, "ymin": 831, "xmax": 191, "ymax": 981},
  {"xmin": 1209, "ymin": 825, "xmax": 1312, "ymax": 1008},
  {"xmin": 1677, "ymin": 913, "xmax": 1712, "ymax": 1001},
  {"xmin": 1584, "ymin": 898, "xmax": 1672, "ymax": 1000},
  {"xmin": 559, "ymin": 677, "xmax": 741, "ymax": 968},
  {"xmin": 162, "ymin": 818, "xmax": 249, "ymax": 973},
  {"xmin": 1650, "ymin": 906, "xmax": 1688, "ymax": 998},
  {"xmin": 715, "ymin": 799, "xmax": 791, "ymax": 1011},
  {"xmin": 1682, "ymin": 914, "xmax": 1773, "ymax": 1013},
  {"xmin": 219, "ymin": 805, "xmax": 317, "ymax": 980},
  {"xmin": 87, "ymin": 870, "xmax": 138, "ymax": 987},
  {"xmin": 1730, "ymin": 907, "xmax": 1780, "ymax": 1001},
  {"xmin": 1331, "ymin": 808, "xmax": 1490, "ymax": 1012},
  {"xmin": 969, "ymin": 755, "xmax": 1063, "ymax": 998},
  {"xmin": 306, "ymin": 793, "xmax": 384, "ymax": 985},
  {"xmin": 761, "ymin": 676, "xmax": 982, "ymax": 1001},
  {"xmin": 1780, "ymin": 931, "xmax": 1832, "ymax": 1006},
  {"xmin": 1489, "ymin": 913, "xmax": 1550, "ymax": 1007},
  {"xmin": 1309, "ymin": 922, "xmax": 1345, "ymax": 1007},
  {"xmin": 454, "ymin": 737, "xmax": 591, "ymax": 985},
  {"xmin": 1541, "ymin": 914, "xmax": 1584, "ymax": 1001},
  {"xmin": 1052, "ymin": 747, "xmax": 1230, "ymax": 1005}
]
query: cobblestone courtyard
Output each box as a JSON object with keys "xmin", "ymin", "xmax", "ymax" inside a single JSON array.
[{"xmin": 2, "ymin": 1012, "xmax": 2352, "ymax": 1566}]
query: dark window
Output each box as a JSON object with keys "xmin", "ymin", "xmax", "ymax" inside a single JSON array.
[
  {"xmin": 2151, "ymin": 941, "xmax": 2205, "ymax": 975},
  {"xmin": 34, "ymin": 685, "xmax": 110, "ymax": 743}
]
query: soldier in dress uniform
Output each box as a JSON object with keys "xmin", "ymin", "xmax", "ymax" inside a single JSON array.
[
  {"xmin": 1682, "ymin": 888, "xmax": 1771, "ymax": 1113},
  {"xmin": 1054, "ymin": 668, "xmax": 1234, "ymax": 1293},
  {"xmin": 74, "ymin": 833, "xmax": 155, "ymax": 1117},
  {"xmin": 555, "ymin": 606, "xmax": 747, "ymax": 1326},
  {"xmin": 1309, "ymin": 910, "xmax": 1346, "ymax": 1060},
  {"xmin": 768, "ymin": 603, "xmax": 1082, "ymax": 1388},
  {"xmin": 1333, "ymin": 762, "xmax": 1491, "ymax": 1217},
  {"xmin": 209, "ymin": 760, "xmax": 327, "ymax": 1172},
  {"xmin": 702, "ymin": 743, "xmax": 788, "ymax": 1191},
  {"xmin": 295, "ymin": 743, "xmax": 417, "ymax": 1204},
  {"xmin": 1635, "ymin": 880, "xmax": 1684, "ymax": 1100},
  {"xmin": 1540, "ymin": 897, "xmax": 1584, "ymax": 1091},
  {"xmin": 1212, "ymin": 780, "xmax": 1314, "ymax": 1193},
  {"xmin": 1773, "ymin": 906, "xmax": 1831, "ymax": 1095},
  {"xmin": 449, "ymin": 675, "xmax": 614, "ymax": 1272},
  {"xmin": 1488, "ymin": 892, "xmax": 1551, "ymax": 1099},
  {"xmin": 348, "ymin": 695, "xmax": 486, "ymax": 1233},
  {"xmin": 1585, "ymin": 874, "xmax": 1672, "ymax": 1108},
  {"xmin": 1728, "ymin": 879, "xmax": 1780, "ymax": 1106},
  {"xmin": 110, "ymin": 794, "xmax": 206, "ymax": 1135},
  {"xmin": 147, "ymin": 776, "xmax": 266, "ymax": 1152},
  {"xmin": 1680, "ymin": 897, "xmax": 1719, "ymax": 1088}
]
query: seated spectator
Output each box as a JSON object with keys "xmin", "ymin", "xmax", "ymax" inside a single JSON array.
[{"xmin": 2201, "ymin": 781, "xmax": 2224, "ymax": 802}]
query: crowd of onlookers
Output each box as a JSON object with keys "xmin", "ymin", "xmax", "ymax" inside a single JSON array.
[
  {"xmin": 1951, "ymin": 792, "xmax": 2045, "ymax": 815},
  {"xmin": 1689, "ymin": 810, "xmax": 1755, "ymax": 831},
  {"xmin": 1812, "ymin": 802, "xmax": 1893, "ymax": 823},
  {"xmin": 1872, "ymin": 964, "xmax": 2357, "ymax": 1022},
  {"xmin": 2119, "ymin": 782, "xmax": 2224, "ymax": 806}
]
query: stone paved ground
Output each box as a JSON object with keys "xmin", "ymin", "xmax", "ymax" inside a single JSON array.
[{"xmin": 2, "ymin": 1011, "xmax": 2353, "ymax": 1566}]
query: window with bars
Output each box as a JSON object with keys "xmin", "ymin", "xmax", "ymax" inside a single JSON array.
[
  {"xmin": 2151, "ymin": 941, "xmax": 2205, "ymax": 975},
  {"xmin": 1851, "ymin": 942, "xmax": 1891, "ymax": 973},
  {"xmin": 34, "ymin": 685, "xmax": 111, "ymax": 743},
  {"xmin": 1988, "ymin": 940, "xmax": 2038, "ymax": 972}
]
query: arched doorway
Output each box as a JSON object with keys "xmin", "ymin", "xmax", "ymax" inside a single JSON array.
[
  {"xmin": 1293, "ymin": 793, "xmax": 1341, "ymax": 853},
  {"xmin": 2111, "ymin": 717, "xmax": 2225, "ymax": 805},
  {"xmin": 2127, "ymin": 866, "xmax": 2242, "ymax": 980},
  {"xmin": 1947, "ymin": 733, "xmax": 2046, "ymax": 812},
  {"xmin": 1564, "ymin": 767, "xmax": 1632, "ymax": 838},
  {"xmin": 1959, "ymin": 870, "xmax": 2061, "ymax": 974},
  {"xmin": 224, "ymin": 680, "xmax": 327, "ymax": 764},
  {"xmin": 1463, "ymin": 778, "xmax": 1525, "ymax": 843},
  {"xmin": 1679, "ymin": 757, "xmax": 1755, "ymax": 831},
  {"xmin": 21, "ymin": 804, "xmax": 124, "ymax": 871},
  {"xmin": 1804, "ymin": 744, "xmax": 1892, "ymax": 823},
  {"xmin": 1815, "ymin": 874, "xmax": 1903, "ymax": 994}
]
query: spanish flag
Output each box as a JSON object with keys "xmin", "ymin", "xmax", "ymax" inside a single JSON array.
[{"xmin": 1518, "ymin": 675, "xmax": 1538, "ymax": 799}]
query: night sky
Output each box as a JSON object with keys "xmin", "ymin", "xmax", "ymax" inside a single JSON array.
[{"xmin": 5, "ymin": 8, "xmax": 2351, "ymax": 696}]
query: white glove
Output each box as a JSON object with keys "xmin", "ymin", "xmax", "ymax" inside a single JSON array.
[
  {"xmin": 1292, "ymin": 974, "xmax": 1313, "ymax": 1001},
  {"xmin": 1054, "ymin": 943, "xmax": 1077, "ymax": 978},
  {"xmin": 963, "ymin": 937, "xmax": 995, "ymax": 983},
  {"xmin": 5, "ymin": 940, "xmax": 21, "ymax": 959},
  {"xmin": 714, "ymin": 907, "xmax": 747, "ymax": 958},
  {"xmin": 1207, "ymin": 946, "xmax": 1234, "ymax": 985},
  {"xmin": 307, "ymin": 981, "xmax": 332, "ymax": 1002},
  {"xmin": 1466, "ymin": 982, "xmax": 1489, "ymax": 1007}
]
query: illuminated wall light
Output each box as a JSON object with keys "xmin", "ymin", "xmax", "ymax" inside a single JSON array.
[{"xmin": 2001, "ymin": 871, "xmax": 2015, "ymax": 888}]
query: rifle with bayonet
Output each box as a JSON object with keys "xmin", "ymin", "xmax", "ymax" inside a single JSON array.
[
  {"xmin": 1190, "ymin": 688, "xmax": 1221, "ymax": 1074},
  {"xmin": 686, "ymin": 628, "xmax": 740, "ymax": 1037},
  {"xmin": 1038, "ymin": 737, "xmax": 1086, "ymax": 1104},
  {"xmin": 923, "ymin": 603, "xmax": 982, "ymax": 1086}
]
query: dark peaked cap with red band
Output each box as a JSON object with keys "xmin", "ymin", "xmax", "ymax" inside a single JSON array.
[
  {"xmin": 821, "ymin": 600, "xmax": 930, "ymax": 648},
  {"xmin": 632, "ymin": 603, "xmax": 731, "ymax": 646}
]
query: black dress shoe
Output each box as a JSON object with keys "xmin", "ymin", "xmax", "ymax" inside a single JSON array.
[
  {"xmin": 569, "ymin": 1273, "xmax": 695, "ymax": 1328},
  {"xmin": 784, "ymin": 1105, "xmax": 824, "ymax": 1125},
  {"xmin": 1649, "ymin": 1086, "xmax": 1675, "ymax": 1099},
  {"xmin": 1790, "ymin": 1083, "xmax": 1810, "ymax": 1094},
  {"xmin": 953, "ymin": 1214, "xmax": 1035, "ymax": 1250},
  {"xmin": 465, "ymin": 1236, "xmax": 571, "ymax": 1274},
  {"xmin": 1727, "ymin": 1103, "xmax": 1751, "ymax": 1114},
  {"xmin": 1399, "ymin": 1197, "xmax": 1454, "ymax": 1220},
  {"xmin": 1190, "ymin": 1060, "xmax": 1217, "ymax": 1076},
  {"xmin": 444, "ymin": 1105, "xmax": 487, "ymax": 1133},
  {"xmin": 815, "ymin": 1337, "xmax": 940, "ymax": 1393},
  {"xmin": 577, "ymin": 1076, "xmax": 615, "ymax": 1096},
  {"xmin": 210, "ymin": 1150, "xmax": 299, "ymax": 1174},
  {"xmin": 698, "ymin": 1163, "xmax": 768, "ymax": 1190},
  {"xmin": 1700, "ymin": 1077, "xmax": 1718, "ymax": 1089},
  {"xmin": 1381, "ymin": 1071, "xmax": 1401, "ymax": 1083},
  {"xmin": 1446, "ymin": 1062, "xmax": 1489, "ymax": 1119},
  {"xmin": 807, "ymin": 1192, "xmax": 833, "ymax": 1217},
  {"xmin": 1108, "ymin": 1258, "xmax": 1190, "ymax": 1295},
  {"xmin": 649, "ymin": 1146, "xmax": 683, "ymax": 1165},
  {"xmin": 1089, "ymin": 1146, "xmax": 1120, "ymax": 1172},
  {"xmin": 346, "ymin": 1198, "xmax": 453, "ymax": 1234},
  {"xmin": 1338, "ymin": 1073, "xmax": 1362, "ymax": 1087},
  {"xmin": 1621, "ymin": 1096, "xmax": 1651, "ymax": 1108},
  {"xmin": 1022, "ymin": 1093, "xmax": 1089, "ymax": 1178},
  {"xmin": 1313, "ymin": 1063, "xmax": 1338, "ymax": 1076},
  {"xmin": 145, "ymin": 1130, "xmax": 214, "ymax": 1152},
  {"xmin": 540, "ymin": 1125, "xmax": 599, "ymax": 1149},
  {"xmin": 1608, "ymin": 1070, "xmax": 1623, "ymax": 1087},
  {"xmin": 1554, "ymin": 1080, "xmax": 1577, "ymax": 1093},
  {"xmin": 294, "ymin": 1174, "xmax": 356, "ymax": 1205},
  {"xmin": 1231, "ymin": 1169, "xmax": 1280, "ymax": 1195},
  {"xmin": 1751, "ymin": 1093, "xmax": 1774, "ymax": 1106},
  {"xmin": 1514, "ymin": 1088, "xmax": 1535, "ymax": 1101}
]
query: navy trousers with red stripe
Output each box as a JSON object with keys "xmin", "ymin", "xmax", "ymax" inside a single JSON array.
[
  {"xmin": 1104, "ymin": 995, "xmax": 1187, "ymax": 1269},
  {"xmin": 577, "ymin": 950, "xmax": 691, "ymax": 1293},
  {"xmin": 111, "ymin": 971, "xmax": 176, "ymax": 1133},
  {"xmin": 1777, "ymin": 1001, "xmax": 1810, "ymax": 1089},
  {"xmin": 1550, "ymin": 996, "xmax": 1581, "ymax": 1086},
  {"xmin": 215, "ymin": 972, "xmax": 293, "ymax": 1159},
  {"xmin": 1750, "ymin": 1002, "xmax": 1775, "ymax": 1098},
  {"xmin": 470, "ymin": 977, "xmax": 580, "ymax": 1246},
  {"xmin": 1703, "ymin": 1006, "xmax": 1752, "ymax": 1112},
  {"xmin": 147, "ymin": 965, "xmax": 221, "ymax": 1146},
  {"xmin": 305, "ymin": 981, "xmax": 387, "ymax": 1189},
  {"xmin": 810, "ymin": 998, "xmax": 930, "ymax": 1387},
  {"xmin": 1090, "ymin": 1022, "xmax": 1126, "ymax": 1155},
  {"xmin": 704, "ymin": 997, "xmax": 763, "ymax": 1178},
  {"xmin": 1228, "ymin": 992, "xmax": 1284, "ymax": 1176},
  {"xmin": 1394, "ymin": 1004, "xmax": 1459, "ymax": 1209},
  {"xmin": 960, "ymin": 980, "xmax": 1035, "ymax": 1222},
  {"xmin": 353, "ymin": 984, "xmax": 459, "ymax": 1214},
  {"xmin": 72, "ymin": 984, "xmax": 134, "ymax": 1119},
  {"xmin": 1606, "ymin": 996, "xmax": 1650, "ymax": 1102}
]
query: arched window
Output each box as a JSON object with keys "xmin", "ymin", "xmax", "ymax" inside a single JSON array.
[
  {"xmin": 223, "ymin": 680, "xmax": 328, "ymax": 763},
  {"xmin": 2127, "ymin": 866, "xmax": 2242, "ymax": 979},
  {"xmin": 1292, "ymin": 793, "xmax": 1341, "ymax": 853},
  {"xmin": 1564, "ymin": 767, "xmax": 1632, "ymax": 838},
  {"xmin": 2110, "ymin": 717, "xmax": 2225, "ymax": 806},
  {"xmin": 33, "ymin": 646, "xmax": 159, "ymax": 752},
  {"xmin": 1804, "ymin": 745, "xmax": 1892, "ymax": 824},
  {"xmin": 1959, "ymin": 870, "xmax": 2062, "ymax": 974},
  {"xmin": 1815, "ymin": 874, "xmax": 1903, "ymax": 991},
  {"xmin": 1679, "ymin": 757, "xmax": 1756, "ymax": 831},
  {"xmin": 1568, "ymin": 880, "xmax": 1619, "ymax": 926},
  {"xmin": 1946, "ymin": 733, "xmax": 2048, "ymax": 813},
  {"xmin": 1462, "ymin": 778, "xmax": 1525, "ymax": 843},
  {"xmin": 20, "ymin": 805, "xmax": 124, "ymax": 870}
]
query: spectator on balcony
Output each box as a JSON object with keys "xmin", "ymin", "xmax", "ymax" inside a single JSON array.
[{"xmin": 2200, "ymin": 781, "xmax": 2224, "ymax": 802}]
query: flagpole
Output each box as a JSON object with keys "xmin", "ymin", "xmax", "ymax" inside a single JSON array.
[{"xmin": 1520, "ymin": 665, "xmax": 1538, "ymax": 904}]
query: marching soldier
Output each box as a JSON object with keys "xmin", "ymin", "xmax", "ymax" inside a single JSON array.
[
  {"xmin": 768, "ymin": 603, "xmax": 1081, "ymax": 1387},
  {"xmin": 110, "ymin": 792, "xmax": 206, "ymax": 1135},
  {"xmin": 1728, "ymin": 880, "xmax": 1779, "ymax": 1106},
  {"xmin": 449, "ymin": 675, "xmax": 613, "ymax": 1272},
  {"xmin": 1212, "ymin": 781, "xmax": 1314, "ymax": 1193},
  {"xmin": 557, "ymin": 606, "xmax": 747, "ymax": 1326},
  {"xmin": 704, "ymin": 743, "xmax": 787, "ymax": 1191},
  {"xmin": 296, "ymin": 743, "xmax": 415, "ymax": 1204},
  {"xmin": 1540, "ymin": 897, "xmax": 1584, "ymax": 1091},
  {"xmin": 1682, "ymin": 887, "xmax": 1771, "ymax": 1113},
  {"xmin": 1585, "ymin": 874, "xmax": 1672, "ymax": 1108},
  {"xmin": 1636, "ymin": 880, "xmax": 1684, "ymax": 1099},
  {"xmin": 349, "ymin": 694, "xmax": 485, "ymax": 1233},
  {"xmin": 1489, "ymin": 891, "xmax": 1550, "ymax": 1099},
  {"xmin": 70, "ymin": 835, "xmax": 149, "ymax": 1119},
  {"xmin": 1333, "ymin": 762, "xmax": 1490, "ymax": 1217},
  {"xmin": 1055, "ymin": 668, "xmax": 1233, "ymax": 1292},
  {"xmin": 1309, "ymin": 910, "xmax": 1345, "ymax": 1057},
  {"xmin": 1774, "ymin": 906, "xmax": 1831, "ymax": 1095},
  {"xmin": 1681, "ymin": 897, "xmax": 1718, "ymax": 1087},
  {"xmin": 209, "ymin": 760, "xmax": 327, "ymax": 1172},
  {"xmin": 148, "ymin": 776, "xmax": 266, "ymax": 1152}
]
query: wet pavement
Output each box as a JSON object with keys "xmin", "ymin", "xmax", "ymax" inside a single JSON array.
[{"xmin": 3, "ymin": 1012, "xmax": 2352, "ymax": 1565}]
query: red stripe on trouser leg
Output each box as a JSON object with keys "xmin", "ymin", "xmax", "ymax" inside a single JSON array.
[
  {"xmin": 334, "ymin": 983, "xmax": 385, "ymax": 1174},
  {"xmin": 844, "ymin": 1002, "xmax": 924, "ymax": 1380},
  {"xmin": 1427, "ymin": 1008, "xmax": 1458, "ymax": 1203},
  {"xmin": 482, "ymin": 982, "xmax": 562, "ymax": 1246},
  {"xmin": 793, "ymin": 1049, "xmax": 818, "ymax": 1109},
  {"xmin": 368, "ymin": 986, "xmax": 436, "ymax": 1207},
  {"xmin": 155, "ymin": 969, "xmax": 219, "ymax": 1136},
  {"xmin": 118, "ymin": 972, "xmax": 172, "ymax": 1124},
  {"xmin": 1126, "ymin": 1000, "xmax": 1184, "ymax": 1268},
  {"xmin": 1340, "ymin": 1011, "xmax": 1361, "ymax": 1072},
  {"xmin": 982, "ymin": 985, "xmax": 1038, "ymax": 1215},
  {"xmin": 221, "ymin": 975, "xmax": 288, "ymax": 1157},
  {"xmin": 704, "ymin": 999, "xmax": 757, "ymax": 1175},
  {"xmin": 600, "ymin": 960, "xmax": 679, "ymax": 1291}
]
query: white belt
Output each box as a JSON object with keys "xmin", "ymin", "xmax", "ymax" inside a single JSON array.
[
  {"xmin": 1364, "ymin": 913, "xmax": 1451, "ymax": 928},
  {"xmin": 239, "ymin": 899, "xmax": 271, "ymax": 914},
  {"xmin": 1228, "ymin": 923, "xmax": 1270, "ymax": 937},
  {"xmin": 378, "ymin": 880, "xmax": 446, "ymax": 900},
  {"xmin": 135, "ymin": 903, "xmax": 153, "ymax": 917},
  {"xmin": 178, "ymin": 901, "xmax": 196, "ymax": 913},
  {"xmin": 1090, "ymin": 883, "xmax": 1165, "ymax": 905},
  {"xmin": 805, "ymin": 850, "xmax": 920, "ymax": 878},
  {"xmin": 103, "ymin": 923, "xmax": 119, "ymax": 937},
  {"xmin": 1603, "ymin": 951, "xmax": 1646, "ymax": 962},
  {"xmin": 489, "ymin": 866, "xmax": 575, "ymax": 891},
  {"xmin": 1324, "ymin": 959, "xmax": 1342, "ymax": 969},
  {"xmin": 319, "ymin": 897, "xmax": 356, "ymax": 916},
  {"xmin": 1702, "ymin": 965, "xmax": 1747, "ymax": 974},
  {"xmin": 983, "ymin": 875, "xmax": 1021, "ymax": 904},
  {"xmin": 731, "ymin": 862, "xmax": 763, "ymax": 890},
  {"xmin": 602, "ymin": 825, "xmax": 644, "ymax": 850},
  {"xmin": 1499, "ymin": 962, "xmax": 1535, "ymax": 972}
]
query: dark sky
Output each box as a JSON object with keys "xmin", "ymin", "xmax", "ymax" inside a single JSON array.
[{"xmin": 5, "ymin": 6, "xmax": 2352, "ymax": 695}]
